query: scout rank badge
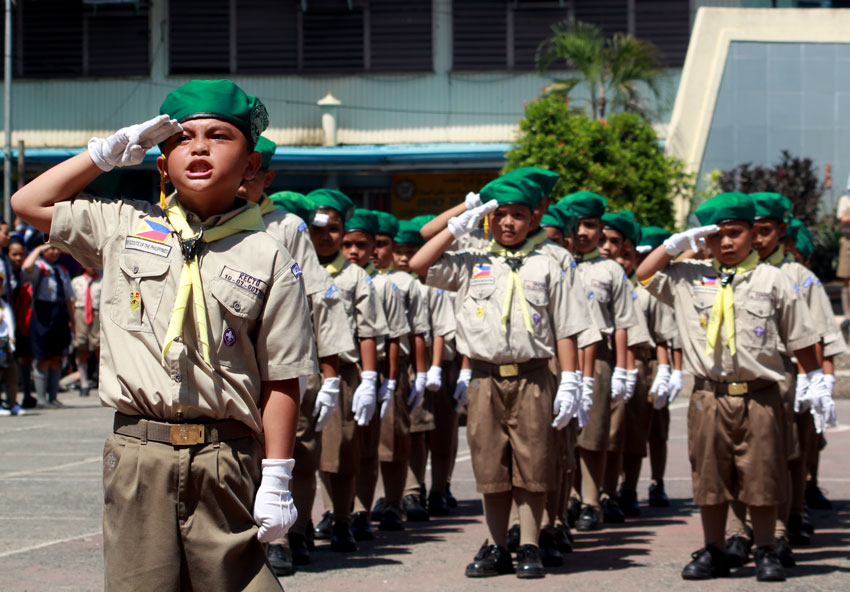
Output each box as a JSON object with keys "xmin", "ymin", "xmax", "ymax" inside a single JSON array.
[
  {"xmin": 476, "ymin": 306, "xmax": 485, "ymax": 318},
  {"xmin": 130, "ymin": 290, "xmax": 141, "ymax": 312}
]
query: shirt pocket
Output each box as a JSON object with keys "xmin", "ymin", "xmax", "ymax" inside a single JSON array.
[
  {"xmin": 462, "ymin": 280, "xmax": 497, "ymax": 333},
  {"xmin": 523, "ymin": 280, "xmax": 550, "ymax": 335},
  {"xmin": 209, "ymin": 277, "xmax": 264, "ymax": 369},
  {"xmin": 690, "ymin": 290, "xmax": 715, "ymax": 345},
  {"xmin": 739, "ymin": 297, "xmax": 777, "ymax": 350},
  {"xmin": 109, "ymin": 253, "xmax": 170, "ymax": 333}
]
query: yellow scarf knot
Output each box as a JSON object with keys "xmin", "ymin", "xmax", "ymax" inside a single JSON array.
[
  {"xmin": 488, "ymin": 239, "xmax": 536, "ymax": 334},
  {"xmin": 705, "ymin": 250, "xmax": 760, "ymax": 357}
]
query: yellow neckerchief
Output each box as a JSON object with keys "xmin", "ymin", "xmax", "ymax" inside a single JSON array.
[
  {"xmin": 324, "ymin": 252, "xmax": 346, "ymax": 277},
  {"xmin": 765, "ymin": 245, "xmax": 785, "ymax": 267},
  {"xmin": 575, "ymin": 247, "xmax": 600, "ymax": 263},
  {"xmin": 161, "ymin": 196, "xmax": 265, "ymax": 366},
  {"xmin": 705, "ymin": 250, "xmax": 760, "ymax": 357},
  {"xmin": 528, "ymin": 228, "xmax": 549, "ymax": 248},
  {"xmin": 377, "ymin": 263, "xmax": 394, "ymax": 274},
  {"xmin": 487, "ymin": 238, "xmax": 536, "ymax": 334},
  {"xmin": 363, "ymin": 262, "xmax": 377, "ymax": 276},
  {"xmin": 629, "ymin": 272, "xmax": 638, "ymax": 287},
  {"xmin": 258, "ymin": 193, "xmax": 277, "ymax": 216}
]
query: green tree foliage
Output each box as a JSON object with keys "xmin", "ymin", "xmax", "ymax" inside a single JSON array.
[{"xmin": 505, "ymin": 94, "xmax": 693, "ymax": 229}]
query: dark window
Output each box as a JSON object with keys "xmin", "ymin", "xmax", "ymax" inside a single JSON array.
[
  {"xmin": 302, "ymin": 1, "xmax": 366, "ymax": 73},
  {"xmin": 514, "ymin": 2, "xmax": 571, "ymax": 70},
  {"xmin": 370, "ymin": 0, "xmax": 432, "ymax": 72},
  {"xmin": 169, "ymin": 0, "xmax": 230, "ymax": 74},
  {"xmin": 573, "ymin": 0, "xmax": 628, "ymax": 38},
  {"xmin": 634, "ymin": 0, "xmax": 690, "ymax": 67},
  {"xmin": 453, "ymin": 0, "xmax": 507, "ymax": 70}
]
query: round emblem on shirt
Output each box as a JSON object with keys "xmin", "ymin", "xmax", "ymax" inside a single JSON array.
[
  {"xmin": 588, "ymin": 290, "xmax": 595, "ymax": 300},
  {"xmin": 476, "ymin": 306, "xmax": 485, "ymax": 318},
  {"xmin": 533, "ymin": 313, "xmax": 541, "ymax": 325},
  {"xmin": 223, "ymin": 327, "xmax": 237, "ymax": 347},
  {"xmin": 754, "ymin": 326, "xmax": 764, "ymax": 338}
]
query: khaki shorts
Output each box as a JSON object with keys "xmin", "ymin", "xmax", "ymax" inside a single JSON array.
[
  {"xmin": 430, "ymin": 359, "xmax": 459, "ymax": 458},
  {"xmin": 577, "ymin": 341, "xmax": 613, "ymax": 452},
  {"xmin": 467, "ymin": 358, "xmax": 555, "ymax": 494},
  {"xmin": 837, "ymin": 236, "xmax": 850, "ymax": 279},
  {"xmin": 649, "ymin": 406, "xmax": 670, "ymax": 445},
  {"xmin": 410, "ymin": 362, "xmax": 436, "ymax": 433},
  {"xmin": 379, "ymin": 361, "xmax": 411, "ymax": 463},
  {"xmin": 73, "ymin": 308, "xmax": 100, "ymax": 350},
  {"xmin": 294, "ymin": 373, "xmax": 322, "ymax": 475},
  {"xmin": 777, "ymin": 358, "xmax": 799, "ymax": 462},
  {"xmin": 622, "ymin": 357, "xmax": 654, "ymax": 457},
  {"xmin": 687, "ymin": 381, "xmax": 786, "ymax": 506},
  {"xmin": 320, "ymin": 362, "xmax": 365, "ymax": 475}
]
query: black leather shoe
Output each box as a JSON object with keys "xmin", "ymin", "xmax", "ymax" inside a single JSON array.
[
  {"xmin": 402, "ymin": 493, "xmax": 430, "ymax": 521},
  {"xmin": 516, "ymin": 544, "xmax": 546, "ymax": 579},
  {"xmin": 506, "ymin": 524, "xmax": 521, "ymax": 553},
  {"xmin": 379, "ymin": 503, "xmax": 405, "ymax": 531},
  {"xmin": 801, "ymin": 510, "xmax": 815, "ymax": 535},
  {"xmin": 567, "ymin": 496, "xmax": 582, "ymax": 527},
  {"xmin": 445, "ymin": 484, "xmax": 458, "ymax": 508},
  {"xmin": 575, "ymin": 505, "xmax": 602, "ymax": 531},
  {"xmin": 805, "ymin": 481, "xmax": 832, "ymax": 510},
  {"xmin": 288, "ymin": 532, "xmax": 310, "ymax": 566},
  {"xmin": 725, "ymin": 535, "xmax": 751, "ymax": 567},
  {"xmin": 681, "ymin": 545, "xmax": 730, "ymax": 580},
  {"xmin": 465, "ymin": 541, "xmax": 515, "ymax": 577},
  {"xmin": 754, "ymin": 546, "xmax": 786, "ymax": 582},
  {"xmin": 618, "ymin": 489, "xmax": 640, "ymax": 517},
  {"xmin": 428, "ymin": 490, "xmax": 449, "ymax": 516},
  {"xmin": 538, "ymin": 530, "xmax": 564, "ymax": 567},
  {"xmin": 267, "ymin": 543, "xmax": 294, "ymax": 576},
  {"xmin": 554, "ymin": 523, "xmax": 573, "ymax": 553},
  {"xmin": 330, "ymin": 521, "xmax": 358, "ymax": 552},
  {"xmin": 648, "ymin": 480, "xmax": 670, "ymax": 507},
  {"xmin": 371, "ymin": 497, "xmax": 387, "ymax": 521},
  {"xmin": 351, "ymin": 510, "xmax": 375, "ymax": 541},
  {"xmin": 787, "ymin": 514, "xmax": 811, "ymax": 545},
  {"xmin": 774, "ymin": 536, "xmax": 796, "ymax": 568},
  {"xmin": 601, "ymin": 497, "xmax": 625, "ymax": 524},
  {"xmin": 314, "ymin": 510, "xmax": 333, "ymax": 540},
  {"xmin": 305, "ymin": 519, "xmax": 316, "ymax": 551}
]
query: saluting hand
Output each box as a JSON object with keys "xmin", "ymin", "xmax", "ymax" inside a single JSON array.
[
  {"xmin": 88, "ymin": 114, "xmax": 182, "ymax": 172},
  {"xmin": 447, "ymin": 200, "xmax": 498, "ymax": 238},
  {"xmin": 662, "ymin": 225, "xmax": 720, "ymax": 256}
]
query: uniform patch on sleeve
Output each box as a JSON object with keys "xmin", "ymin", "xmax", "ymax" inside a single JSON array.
[
  {"xmin": 437, "ymin": 288, "xmax": 444, "ymax": 295},
  {"xmin": 291, "ymin": 262, "xmax": 302, "ymax": 278},
  {"xmin": 324, "ymin": 284, "xmax": 339, "ymax": 299},
  {"xmin": 561, "ymin": 269, "xmax": 566, "ymax": 277},
  {"xmin": 297, "ymin": 222, "xmax": 308, "ymax": 232},
  {"xmin": 366, "ymin": 276, "xmax": 373, "ymax": 285},
  {"xmin": 392, "ymin": 283, "xmax": 398, "ymax": 290},
  {"xmin": 803, "ymin": 276, "xmax": 814, "ymax": 288},
  {"xmin": 220, "ymin": 266, "xmax": 269, "ymax": 299},
  {"xmin": 570, "ymin": 260, "xmax": 577, "ymax": 268},
  {"xmin": 632, "ymin": 290, "xmax": 638, "ymax": 300}
]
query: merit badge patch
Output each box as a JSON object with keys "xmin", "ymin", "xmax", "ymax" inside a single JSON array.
[
  {"xmin": 754, "ymin": 326, "xmax": 764, "ymax": 338},
  {"xmin": 588, "ymin": 290, "xmax": 595, "ymax": 300},
  {"xmin": 291, "ymin": 262, "xmax": 302, "ymax": 278},
  {"xmin": 533, "ymin": 313, "xmax": 541, "ymax": 324},
  {"xmin": 700, "ymin": 316, "xmax": 708, "ymax": 329},
  {"xmin": 324, "ymin": 284, "xmax": 339, "ymax": 300},
  {"xmin": 133, "ymin": 218, "xmax": 170, "ymax": 243},
  {"xmin": 130, "ymin": 291, "xmax": 141, "ymax": 312},
  {"xmin": 632, "ymin": 290, "xmax": 638, "ymax": 300},
  {"xmin": 473, "ymin": 264, "xmax": 491, "ymax": 279},
  {"xmin": 297, "ymin": 222, "xmax": 308, "ymax": 232},
  {"xmin": 803, "ymin": 276, "xmax": 814, "ymax": 289},
  {"xmin": 476, "ymin": 306, "xmax": 485, "ymax": 318},
  {"xmin": 223, "ymin": 327, "xmax": 237, "ymax": 347}
]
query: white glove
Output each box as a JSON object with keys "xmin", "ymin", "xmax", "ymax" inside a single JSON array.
[
  {"xmin": 668, "ymin": 369, "xmax": 684, "ymax": 404},
  {"xmin": 578, "ymin": 376, "xmax": 595, "ymax": 428},
  {"xmin": 624, "ymin": 368, "xmax": 639, "ymax": 401},
  {"xmin": 650, "ymin": 364, "xmax": 671, "ymax": 409},
  {"xmin": 352, "ymin": 370, "xmax": 378, "ymax": 426},
  {"xmin": 454, "ymin": 368, "xmax": 472, "ymax": 411},
  {"xmin": 824, "ymin": 373, "xmax": 836, "ymax": 397},
  {"xmin": 378, "ymin": 378, "xmax": 397, "ymax": 419},
  {"xmin": 88, "ymin": 115, "xmax": 182, "ymax": 172},
  {"xmin": 447, "ymin": 199, "xmax": 498, "ymax": 239},
  {"xmin": 611, "ymin": 367, "xmax": 628, "ymax": 402},
  {"xmin": 313, "ymin": 376, "xmax": 340, "ymax": 432},
  {"xmin": 464, "ymin": 191, "xmax": 483, "ymax": 210},
  {"xmin": 409, "ymin": 372, "xmax": 427, "ymax": 411},
  {"xmin": 552, "ymin": 371, "xmax": 581, "ymax": 430},
  {"xmin": 426, "ymin": 365, "xmax": 442, "ymax": 391},
  {"xmin": 794, "ymin": 373, "xmax": 811, "ymax": 413},
  {"xmin": 254, "ymin": 458, "xmax": 297, "ymax": 543},
  {"xmin": 662, "ymin": 224, "xmax": 721, "ymax": 256},
  {"xmin": 807, "ymin": 369, "xmax": 838, "ymax": 431}
]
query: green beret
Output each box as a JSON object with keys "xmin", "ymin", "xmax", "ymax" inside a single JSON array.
[
  {"xmin": 394, "ymin": 219, "xmax": 426, "ymax": 247},
  {"xmin": 501, "ymin": 167, "xmax": 560, "ymax": 196},
  {"xmin": 558, "ymin": 191, "xmax": 607, "ymax": 219},
  {"xmin": 269, "ymin": 191, "xmax": 315, "ymax": 226},
  {"xmin": 796, "ymin": 222, "xmax": 814, "ymax": 260},
  {"xmin": 345, "ymin": 208, "xmax": 379, "ymax": 237},
  {"xmin": 159, "ymin": 79, "xmax": 269, "ymax": 148},
  {"xmin": 750, "ymin": 192, "xmax": 791, "ymax": 222},
  {"xmin": 373, "ymin": 210, "xmax": 399, "ymax": 238},
  {"xmin": 695, "ymin": 192, "xmax": 754, "ymax": 226},
  {"xmin": 602, "ymin": 211, "xmax": 641, "ymax": 245},
  {"xmin": 410, "ymin": 214, "xmax": 436, "ymax": 226},
  {"xmin": 785, "ymin": 217, "xmax": 801, "ymax": 240},
  {"xmin": 638, "ymin": 226, "xmax": 672, "ymax": 250},
  {"xmin": 540, "ymin": 212, "xmax": 565, "ymax": 232},
  {"xmin": 255, "ymin": 136, "xmax": 276, "ymax": 170},
  {"xmin": 307, "ymin": 188, "xmax": 355, "ymax": 222},
  {"xmin": 480, "ymin": 177, "xmax": 544, "ymax": 210}
]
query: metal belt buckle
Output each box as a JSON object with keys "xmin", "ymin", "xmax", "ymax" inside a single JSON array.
[
  {"xmin": 499, "ymin": 363, "xmax": 519, "ymax": 378},
  {"xmin": 727, "ymin": 382, "xmax": 748, "ymax": 396},
  {"xmin": 171, "ymin": 424, "xmax": 205, "ymax": 445}
]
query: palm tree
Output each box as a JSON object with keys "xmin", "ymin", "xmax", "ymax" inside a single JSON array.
[{"xmin": 536, "ymin": 19, "xmax": 662, "ymax": 120}]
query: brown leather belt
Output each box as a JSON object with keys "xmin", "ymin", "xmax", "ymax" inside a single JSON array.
[
  {"xmin": 693, "ymin": 377, "xmax": 775, "ymax": 397},
  {"xmin": 470, "ymin": 357, "xmax": 550, "ymax": 378},
  {"xmin": 113, "ymin": 412, "xmax": 254, "ymax": 446}
]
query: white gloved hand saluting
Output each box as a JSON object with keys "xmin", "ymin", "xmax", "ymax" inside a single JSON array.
[
  {"xmin": 552, "ymin": 371, "xmax": 581, "ymax": 430},
  {"xmin": 425, "ymin": 365, "xmax": 442, "ymax": 391},
  {"xmin": 409, "ymin": 372, "xmax": 427, "ymax": 411},
  {"xmin": 447, "ymin": 200, "xmax": 499, "ymax": 239},
  {"xmin": 578, "ymin": 376, "xmax": 595, "ymax": 428},
  {"xmin": 378, "ymin": 378, "xmax": 397, "ymax": 420},
  {"xmin": 352, "ymin": 370, "xmax": 378, "ymax": 426},
  {"xmin": 454, "ymin": 368, "xmax": 472, "ymax": 411},
  {"xmin": 254, "ymin": 458, "xmax": 298, "ymax": 543},
  {"xmin": 663, "ymin": 225, "xmax": 720, "ymax": 256},
  {"xmin": 611, "ymin": 367, "xmax": 628, "ymax": 402},
  {"xmin": 88, "ymin": 115, "xmax": 182, "ymax": 172},
  {"xmin": 464, "ymin": 192, "xmax": 483, "ymax": 210},
  {"xmin": 313, "ymin": 376, "xmax": 340, "ymax": 432},
  {"xmin": 650, "ymin": 364, "xmax": 671, "ymax": 409},
  {"xmin": 624, "ymin": 368, "xmax": 639, "ymax": 401},
  {"xmin": 668, "ymin": 369, "xmax": 684, "ymax": 404}
]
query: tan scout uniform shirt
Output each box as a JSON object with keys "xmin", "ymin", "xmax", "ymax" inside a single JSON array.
[
  {"xmin": 646, "ymin": 259, "xmax": 818, "ymax": 383},
  {"xmin": 383, "ymin": 269, "xmax": 430, "ymax": 357},
  {"xmin": 627, "ymin": 283, "xmax": 653, "ymax": 350},
  {"xmin": 49, "ymin": 197, "xmax": 319, "ymax": 433},
  {"xmin": 427, "ymin": 249, "xmax": 586, "ymax": 364},
  {"xmin": 427, "ymin": 286, "xmax": 458, "ymax": 361},
  {"xmin": 631, "ymin": 283, "xmax": 677, "ymax": 351},
  {"xmin": 327, "ymin": 260, "xmax": 389, "ymax": 364},
  {"xmin": 71, "ymin": 273, "xmax": 102, "ymax": 310},
  {"xmin": 576, "ymin": 254, "xmax": 638, "ymax": 337}
]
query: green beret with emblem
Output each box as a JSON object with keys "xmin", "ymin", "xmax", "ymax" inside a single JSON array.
[
  {"xmin": 480, "ymin": 177, "xmax": 545, "ymax": 210},
  {"xmin": 159, "ymin": 79, "xmax": 269, "ymax": 149},
  {"xmin": 602, "ymin": 211, "xmax": 641, "ymax": 245},
  {"xmin": 269, "ymin": 191, "xmax": 315, "ymax": 225},
  {"xmin": 255, "ymin": 136, "xmax": 276, "ymax": 170},
  {"xmin": 500, "ymin": 167, "xmax": 560, "ymax": 196},
  {"xmin": 750, "ymin": 192, "xmax": 792, "ymax": 222},
  {"xmin": 695, "ymin": 192, "xmax": 754, "ymax": 226},
  {"xmin": 345, "ymin": 208, "xmax": 379, "ymax": 237},
  {"xmin": 410, "ymin": 214, "xmax": 436, "ymax": 226},
  {"xmin": 307, "ymin": 188, "xmax": 356, "ymax": 222},
  {"xmin": 394, "ymin": 219, "xmax": 426, "ymax": 247},
  {"xmin": 373, "ymin": 211, "xmax": 400, "ymax": 238},
  {"xmin": 558, "ymin": 191, "xmax": 607, "ymax": 219},
  {"xmin": 638, "ymin": 226, "xmax": 672, "ymax": 250}
]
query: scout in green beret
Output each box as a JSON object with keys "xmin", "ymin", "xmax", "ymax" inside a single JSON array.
[
  {"xmin": 750, "ymin": 192, "xmax": 791, "ymax": 264},
  {"xmin": 269, "ymin": 191, "xmax": 319, "ymax": 226},
  {"xmin": 637, "ymin": 226, "xmax": 672, "ymax": 252},
  {"xmin": 501, "ymin": 166, "xmax": 560, "ymax": 197},
  {"xmin": 600, "ymin": 211, "xmax": 641, "ymax": 260},
  {"xmin": 554, "ymin": 191, "xmax": 607, "ymax": 261},
  {"xmin": 309, "ymin": 188, "xmax": 356, "ymax": 222},
  {"xmin": 236, "ymin": 136, "xmax": 278, "ymax": 213}
]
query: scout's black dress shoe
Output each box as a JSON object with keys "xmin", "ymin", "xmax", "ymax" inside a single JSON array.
[
  {"xmin": 314, "ymin": 510, "xmax": 333, "ymax": 540},
  {"xmin": 805, "ymin": 481, "xmax": 832, "ymax": 510},
  {"xmin": 379, "ymin": 503, "xmax": 405, "ymax": 531},
  {"xmin": 445, "ymin": 484, "xmax": 458, "ymax": 508},
  {"xmin": 567, "ymin": 496, "xmax": 583, "ymax": 527},
  {"xmin": 288, "ymin": 532, "xmax": 310, "ymax": 566},
  {"xmin": 774, "ymin": 536, "xmax": 795, "ymax": 568},
  {"xmin": 618, "ymin": 488, "xmax": 640, "ymax": 517},
  {"xmin": 427, "ymin": 490, "xmax": 449, "ymax": 516},
  {"xmin": 506, "ymin": 524, "xmax": 521, "ymax": 553},
  {"xmin": 538, "ymin": 530, "xmax": 564, "ymax": 567},
  {"xmin": 516, "ymin": 544, "xmax": 546, "ymax": 579},
  {"xmin": 402, "ymin": 493, "xmax": 430, "ymax": 521},
  {"xmin": 681, "ymin": 545, "xmax": 730, "ymax": 580},
  {"xmin": 724, "ymin": 535, "xmax": 751, "ymax": 567},
  {"xmin": 601, "ymin": 497, "xmax": 625, "ymax": 524},
  {"xmin": 371, "ymin": 497, "xmax": 387, "ymax": 521},
  {"xmin": 648, "ymin": 480, "xmax": 670, "ymax": 507},
  {"xmin": 754, "ymin": 546, "xmax": 786, "ymax": 582},
  {"xmin": 554, "ymin": 523, "xmax": 573, "ymax": 553},
  {"xmin": 267, "ymin": 543, "xmax": 294, "ymax": 576},
  {"xmin": 787, "ymin": 514, "xmax": 811, "ymax": 545},
  {"xmin": 330, "ymin": 521, "xmax": 358, "ymax": 552},
  {"xmin": 465, "ymin": 541, "xmax": 514, "ymax": 577},
  {"xmin": 575, "ymin": 505, "xmax": 602, "ymax": 531},
  {"xmin": 351, "ymin": 510, "xmax": 375, "ymax": 540}
]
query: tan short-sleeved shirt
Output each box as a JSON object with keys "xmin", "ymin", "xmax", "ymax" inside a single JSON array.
[
  {"xmin": 631, "ymin": 283, "xmax": 677, "ymax": 350},
  {"xmin": 369, "ymin": 269, "xmax": 411, "ymax": 360},
  {"xmin": 427, "ymin": 249, "xmax": 586, "ymax": 364},
  {"xmin": 310, "ymin": 286, "xmax": 357, "ymax": 360},
  {"xmin": 646, "ymin": 258, "xmax": 818, "ymax": 382},
  {"xmin": 427, "ymin": 285, "xmax": 458, "ymax": 361},
  {"xmin": 382, "ymin": 268, "xmax": 430, "ymax": 356},
  {"xmin": 71, "ymin": 273, "xmax": 103, "ymax": 310},
  {"xmin": 627, "ymin": 283, "xmax": 653, "ymax": 349},
  {"xmin": 49, "ymin": 197, "xmax": 319, "ymax": 432},
  {"xmin": 772, "ymin": 257, "xmax": 831, "ymax": 348},
  {"xmin": 576, "ymin": 254, "xmax": 638, "ymax": 336},
  {"xmin": 260, "ymin": 200, "xmax": 328, "ymax": 297},
  {"xmin": 327, "ymin": 259, "xmax": 389, "ymax": 364},
  {"xmin": 837, "ymin": 193, "xmax": 850, "ymax": 236}
]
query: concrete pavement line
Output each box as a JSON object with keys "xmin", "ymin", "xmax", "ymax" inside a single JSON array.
[
  {"xmin": 0, "ymin": 456, "xmax": 101, "ymax": 479},
  {"xmin": 0, "ymin": 530, "xmax": 102, "ymax": 559}
]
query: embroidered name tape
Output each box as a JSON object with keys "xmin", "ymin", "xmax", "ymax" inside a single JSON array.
[{"xmin": 220, "ymin": 266, "xmax": 268, "ymax": 299}]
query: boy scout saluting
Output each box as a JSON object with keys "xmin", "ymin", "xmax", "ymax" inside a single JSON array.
[
  {"xmin": 637, "ymin": 192, "xmax": 828, "ymax": 582},
  {"xmin": 410, "ymin": 178, "xmax": 586, "ymax": 580},
  {"xmin": 12, "ymin": 80, "xmax": 319, "ymax": 590}
]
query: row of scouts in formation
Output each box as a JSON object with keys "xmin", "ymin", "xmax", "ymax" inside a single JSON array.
[{"xmin": 7, "ymin": 79, "xmax": 841, "ymax": 591}]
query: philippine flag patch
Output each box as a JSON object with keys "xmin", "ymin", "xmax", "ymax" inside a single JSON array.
[
  {"xmin": 133, "ymin": 218, "xmax": 171, "ymax": 243},
  {"xmin": 701, "ymin": 275, "xmax": 717, "ymax": 287},
  {"xmin": 472, "ymin": 264, "xmax": 491, "ymax": 279}
]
